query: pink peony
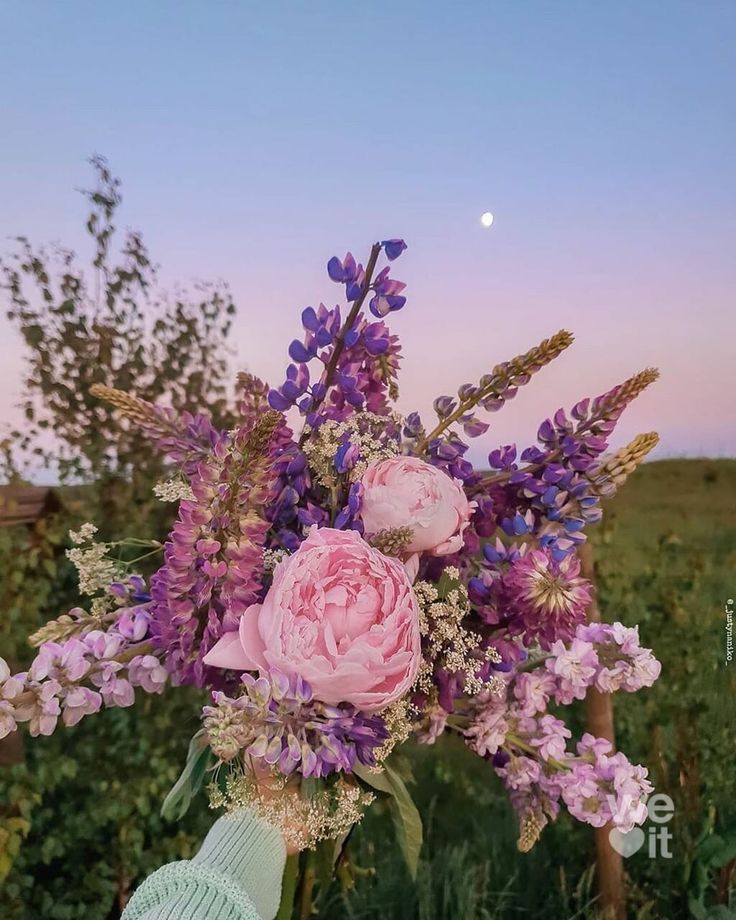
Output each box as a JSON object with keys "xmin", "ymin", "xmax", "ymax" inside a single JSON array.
[
  {"xmin": 359, "ymin": 457, "xmax": 474, "ymax": 560},
  {"xmin": 204, "ymin": 527, "xmax": 421, "ymax": 710}
]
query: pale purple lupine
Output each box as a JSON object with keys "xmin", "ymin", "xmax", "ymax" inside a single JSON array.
[
  {"xmin": 203, "ymin": 670, "xmax": 389, "ymax": 778},
  {"xmin": 128, "ymin": 655, "xmax": 168, "ymax": 694},
  {"xmin": 62, "ymin": 687, "xmax": 102, "ymax": 726},
  {"xmin": 26, "ymin": 680, "xmax": 62, "ymax": 737},
  {"xmin": 90, "ymin": 659, "xmax": 135, "ymax": 707},
  {"xmin": 0, "ymin": 658, "xmax": 23, "ymax": 738},
  {"xmin": 0, "ymin": 597, "xmax": 167, "ymax": 738},
  {"xmin": 116, "ymin": 608, "xmax": 151, "ymax": 642}
]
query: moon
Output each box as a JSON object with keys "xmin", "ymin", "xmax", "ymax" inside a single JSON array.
[{"xmin": 480, "ymin": 211, "xmax": 494, "ymax": 228}]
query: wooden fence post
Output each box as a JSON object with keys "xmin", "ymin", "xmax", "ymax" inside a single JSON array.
[
  {"xmin": 0, "ymin": 485, "xmax": 63, "ymax": 767},
  {"xmin": 579, "ymin": 541, "xmax": 626, "ymax": 920}
]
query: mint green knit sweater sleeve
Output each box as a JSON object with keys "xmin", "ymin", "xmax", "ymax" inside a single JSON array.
[{"xmin": 122, "ymin": 810, "xmax": 286, "ymax": 920}]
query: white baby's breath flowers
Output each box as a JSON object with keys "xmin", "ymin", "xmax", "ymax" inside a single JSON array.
[
  {"xmin": 413, "ymin": 569, "xmax": 503, "ymax": 697},
  {"xmin": 303, "ymin": 412, "xmax": 401, "ymax": 489},
  {"xmin": 153, "ymin": 477, "xmax": 195, "ymax": 502},
  {"xmin": 208, "ymin": 770, "xmax": 374, "ymax": 851},
  {"xmin": 66, "ymin": 524, "xmax": 120, "ymax": 596},
  {"xmin": 371, "ymin": 698, "xmax": 415, "ymax": 765},
  {"xmin": 69, "ymin": 522, "xmax": 98, "ymax": 545},
  {"xmin": 262, "ymin": 548, "xmax": 289, "ymax": 573}
]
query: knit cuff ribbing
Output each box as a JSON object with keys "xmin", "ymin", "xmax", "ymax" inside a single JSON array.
[
  {"xmin": 193, "ymin": 809, "xmax": 287, "ymax": 920},
  {"xmin": 122, "ymin": 810, "xmax": 286, "ymax": 920},
  {"xmin": 122, "ymin": 861, "xmax": 261, "ymax": 920}
]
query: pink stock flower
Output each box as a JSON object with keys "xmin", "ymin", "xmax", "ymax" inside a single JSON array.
[
  {"xmin": 204, "ymin": 527, "xmax": 421, "ymax": 710},
  {"xmin": 546, "ymin": 637, "xmax": 599, "ymax": 703},
  {"xmin": 530, "ymin": 714, "xmax": 571, "ymax": 762},
  {"xmin": 513, "ymin": 671, "xmax": 557, "ymax": 717},
  {"xmin": 465, "ymin": 697, "xmax": 510, "ymax": 757},
  {"xmin": 576, "ymin": 622, "xmax": 662, "ymax": 693},
  {"xmin": 359, "ymin": 457, "xmax": 474, "ymax": 561}
]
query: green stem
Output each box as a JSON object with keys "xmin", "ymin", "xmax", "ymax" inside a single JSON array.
[
  {"xmin": 276, "ymin": 853, "xmax": 300, "ymax": 920},
  {"xmin": 504, "ymin": 733, "xmax": 570, "ymax": 772},
  {"xmin": 298, "ymin": 242, "xmax": 382, "ymax": 447},
  {"xmin": 298, "ymin": 849, "xmax": 317, "ymax": 920},
  {"xmin": 516, "ymin": 654, "xmax": 552, "ymax": 672}
]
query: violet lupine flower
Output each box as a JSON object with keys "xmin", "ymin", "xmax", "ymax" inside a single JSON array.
[
  {"xmin": 236, "ymin": 372, "xmax": 272, "ymax": 426},
  {"xmin": 425, "ymin": 432, "xmax": 476, "ymax": 484},
  {"xmin": 503, "ymin": 548, "xmax": 592, "ymax": 648},
  {"xmin": 476, "ymin": 456, "xmax": 599, "ymax": 562},
  {"xmin": 203, "ymin": 671, "xmax": 389, "ymax": 778},
  {"xmin": 327, "ymin": 253, "xmax": 365, "ymax": 301},
  {"xmin": 381, "ymin": 239, "xmax": 407, "ymax": 261},
  {"xmin": 469, "ymin": 374, "xmax": 658, "ymax": 561},
  {"xmin": 268, "ymin": 305, "xmax": 400, "ymax": 428},
  {"xmin": 91, "ymin": 386, "xmax": 226, "ymax": 476},
  {"xmin": 369, "ymin": 266, "xmax": 407, "ymax": 317},
  {"xmin": 333, "ymin": 482, "xmax": 364, "ymax": 532}
]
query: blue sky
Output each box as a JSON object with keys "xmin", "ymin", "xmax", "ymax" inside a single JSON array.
[{"xmin": 1, "ymin": 1, "xmax": 734, "ymax": 460}]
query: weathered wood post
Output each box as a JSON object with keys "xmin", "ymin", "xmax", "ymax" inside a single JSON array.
[
  {"xmin": 579, "ymin": 541, "xmax": 625, "ymax": 920},
  {"xmin": 0, "ymin": 485, "xmax": 62, "ymax": 766}
]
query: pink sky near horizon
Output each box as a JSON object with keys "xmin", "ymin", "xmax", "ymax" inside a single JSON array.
[{"xmin": 1, "ymin": 1, "xmax": 734, "ymax": 469}]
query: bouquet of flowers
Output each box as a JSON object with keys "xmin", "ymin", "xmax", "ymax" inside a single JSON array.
[{"xmin": 0, "ymin": 239, "xmax": 662, "ymax": 909}]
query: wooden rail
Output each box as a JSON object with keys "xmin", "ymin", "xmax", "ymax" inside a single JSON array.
[{"xmin": 0, "ymin": 485, "xmax": 61, "ymax": 527}]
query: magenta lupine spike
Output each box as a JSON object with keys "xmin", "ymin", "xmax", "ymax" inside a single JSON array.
[{"xmin": 148, "ymin": 411, "xmax": 287, "ymax": 686}]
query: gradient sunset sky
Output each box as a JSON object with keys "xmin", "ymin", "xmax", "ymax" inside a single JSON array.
[{"xmin": 1, "ymin": 1, "xmax": 734, "ymax": 467}]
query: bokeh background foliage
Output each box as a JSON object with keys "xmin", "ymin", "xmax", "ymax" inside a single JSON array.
[{"xmin": 1, "ymin": 163, "xmax": 734, "ymax": 918}]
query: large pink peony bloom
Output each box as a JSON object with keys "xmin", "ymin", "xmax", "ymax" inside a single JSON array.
[
  {"xmin": 359, "ymin": 456, "xmax": 474, "ymax": 558},
  {"xmin": 203, "ymin": 527, "xmax": 421, "ymax": 711}
]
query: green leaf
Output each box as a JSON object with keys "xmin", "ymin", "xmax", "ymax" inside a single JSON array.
[
  {"xmin": 160, "ymin": 730, "xmax": 213, "ymax": 821},
  {"xmin": 353, "ymin": 762, "xmax": 423, "ymax": 879}
]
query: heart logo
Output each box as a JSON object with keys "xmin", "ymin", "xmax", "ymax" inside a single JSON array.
[{"xmin": 608, "ymin": 827, "xmax": 645, "ymax": 857}]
